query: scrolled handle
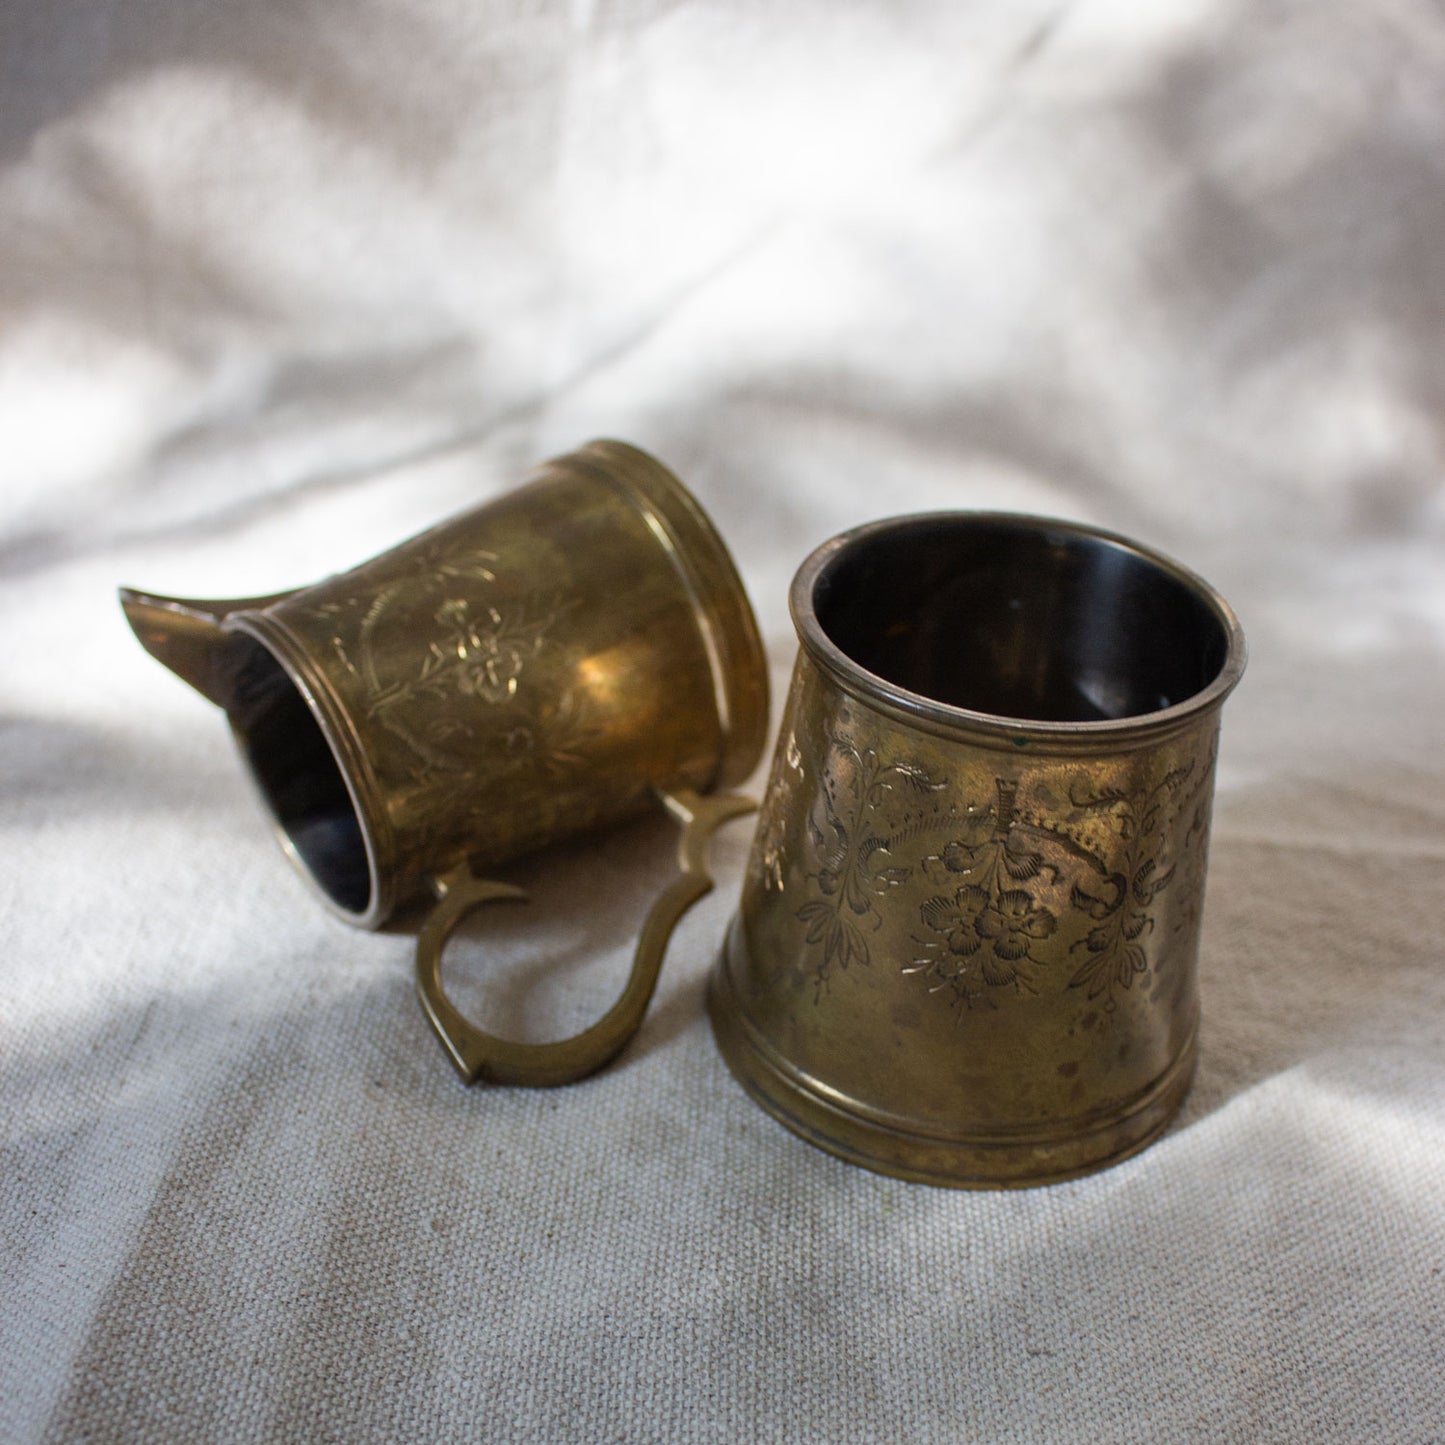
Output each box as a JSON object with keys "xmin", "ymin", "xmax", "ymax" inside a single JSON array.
[{"xmin": 415, "ymin": 787, "xmax": 757, "ymax": 1086}]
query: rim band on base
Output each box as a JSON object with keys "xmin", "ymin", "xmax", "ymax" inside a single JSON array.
[{"xmin": 708, "ymin": 915, "xmax": 1198, "ymax": 1190}]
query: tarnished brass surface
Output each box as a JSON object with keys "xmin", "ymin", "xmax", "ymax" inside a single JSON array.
[
  {"xmin": 709, "ymin": 513, "xmax": 1245, "ymax": 1187},
  {"xmin": 121, "ymin": 440, "xmax": 768, "ymax": 1084}
]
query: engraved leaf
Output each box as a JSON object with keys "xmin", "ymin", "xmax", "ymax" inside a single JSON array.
[
  {"xmin": 892, "ymin": 764, "xmax": 945, "ymax": 793},
  {"xmin": 797, "ymin": 900, "xmax": 833, "ymax": 945},
  {"xmin": 920, "ymin": 895, "xmax": 959, "ymax": 931},
  {"xmin": 983, "ymin": 952, "xmax": 1019, "ymax": 986},
  {"xmin": 1140, "ymin": 768, "xmax": 1191, "ymax": 834},
  {"xmin": 842, "ymin": 921, "xmax": 871, "ymax": 970},
  {"xmin": 1068, "ymin": 950, "xmax": 1114, "ymax": 998},
  {"xmin": 817, "ymin": 915, "xmax": 869, "ymax": 972},
  {"xmin": 921, "ymin": 856, "xmax": 952, "ymax": 885},
  {"xmin": 1003, "ymin": 843, "xmax": 1044, "ymax": 881},
  {"xmin": 1071, "ymin": 874, "xmax": 1124, "ymax": 920},
  {"xmin": 1122, "ymin": 912, "xmax": 1153, "ymax": 941},
  {"xmin": 1159, "ymin": 764, "xmax": 1193, "ymax": 796},
  {"xmin": 1068, "ymin": 779, "xmax": 1132, "ymax": 811},
  {"xmin": 816, "ymin": 820, "xmax": 851, "ymax": 880},
  {"xmin": 1075, "ymin": 943, "xmax": 1146, "ymax": 996},
  {"xmin": 1133, "ymin": 859, "xmax": 1176, "ymax": 904}
]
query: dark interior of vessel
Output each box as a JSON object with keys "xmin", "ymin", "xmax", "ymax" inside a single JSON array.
[
  {"xmin": 225, "ymin": 636, "xmax": 373, "ymax": 914},
  {"xmin": 812, "ymin": 517, "xmax": 1231, "ymax": 722}
]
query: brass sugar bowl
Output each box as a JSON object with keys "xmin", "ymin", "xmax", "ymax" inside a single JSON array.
[{"xmin": 709, "ymin": 513, "xmax": 1246, "ymax": 1187}]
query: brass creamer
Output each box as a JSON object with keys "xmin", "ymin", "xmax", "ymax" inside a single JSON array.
[{"xmin": 123, "ymin": 440, "xmax": 768, "ymax": 1085}]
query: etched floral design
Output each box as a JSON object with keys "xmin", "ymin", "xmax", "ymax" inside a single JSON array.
[
  {"xmin": 753, "ymin": 730, "xmax": 804, "ymax": 894},
  {"xmin": 422, "ymin": 596, "xmax": 559, "ymax": 705},
  {"xmin": 349, "ymin": 577, "xmax": 576, "ymax": 778},
  {"xmin": 1064, "ymin": 762, "xmax": 1204, "ymax": 1004},
  {"xmin": 906, "ymin": 779, "xmax": 1060, "ymax": 1007},
  {"xmin": 920, "ymin": 885, "xmax": 1057, "ymax": 979},
  {"xmin": 494, "ymin": 688, "xmax": 602, "ymax": 783},
  {"xmin": 296, "ymin": 544, "xmax": 588, "ymax": 789},
  {"xmin": 978, "ymin": 890, "xmax": 1058, "ymax": 965},
  {"xmin": 919, "ymin": 885, "xmax": 990, "ymax": 957},
  {"xmin": 781, "ymin": 734, "xmax": 1212, "ymax": 1019},
  {"xmin": 796, "ymin": 738, "xmax": 943, "ymax": 987}
]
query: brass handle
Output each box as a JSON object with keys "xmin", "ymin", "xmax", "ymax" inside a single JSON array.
[{"xmin": 415, "ymin": 787, "xmax": 757, "ymax": 1086}]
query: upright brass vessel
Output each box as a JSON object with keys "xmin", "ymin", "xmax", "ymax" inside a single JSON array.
[
  {"xmin": 122, "ymin": 441, "xmax": 768, "ymax": 1085},
  {"xmin": 709, "ymin": 514, "xmax": 1245, "ymax": 1187}
]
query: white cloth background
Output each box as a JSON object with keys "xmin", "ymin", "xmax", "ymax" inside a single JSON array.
[{"xmin": 2, "ymin": 2, "xmax": 1443, "ymax": 1440}]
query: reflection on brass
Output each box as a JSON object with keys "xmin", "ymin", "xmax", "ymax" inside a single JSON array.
[
  {"xmin": 709, "ymin": 514, "xmax": 1246, "ymax": 1187},
  {"xmin": 121, "ymin": 440, "xmax": 768, "ymax": 1085}
]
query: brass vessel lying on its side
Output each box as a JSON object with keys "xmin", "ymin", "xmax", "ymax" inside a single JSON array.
[
  {"xmin": 122, "ymin": 440, "xmax": 769, "ymax": 1086},
  {"xmin": 709, "ymin": 513, "xmax": 1245, "ymax": 1187}
]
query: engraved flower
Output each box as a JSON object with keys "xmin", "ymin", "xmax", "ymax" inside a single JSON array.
[
  {"xmin": 456, "ymin": 641, "xmax": 528, "ymax": 702},
  {"xmin": 919, "ymin": 885, "xmax": 990, "ymax": 957},
  {"xmin": 976, "ymin": 889, "xmax": 1057, "ymax": 963},
  {"xmin": 427, "ymin": 599, "xmax": 544, "ymax": 704}
]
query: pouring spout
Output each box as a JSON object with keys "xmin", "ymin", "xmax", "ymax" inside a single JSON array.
[{"xmin": 118, "ymin": 587, "xmax": 295, "ymax": 708}]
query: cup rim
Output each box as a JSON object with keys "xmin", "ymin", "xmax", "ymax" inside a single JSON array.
[
  {"xmin": 791, "ymin": 511, "xmax": 1247, "ymax": 745},
  {"xmin": 228, "ymin": 613, "xmax": 392, "ymax": 927}
]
